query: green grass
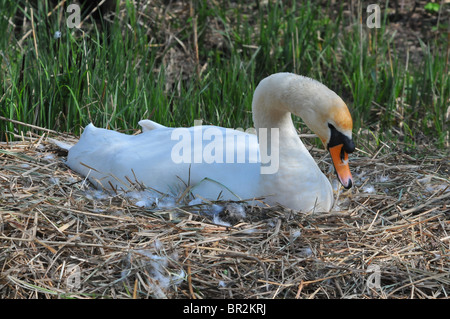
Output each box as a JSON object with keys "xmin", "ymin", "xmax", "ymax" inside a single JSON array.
[{"xmin": 0, "ymin": 0, "xmax": 448, "ymax": 148}]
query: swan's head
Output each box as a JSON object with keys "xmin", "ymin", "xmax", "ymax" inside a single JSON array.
[
  {"xmin": 323, "ymin": 110, "xmax": 355, "ymax": 189},
  {"xmin": 291, "ymin": 75, "xmax": 355, "ymax": 189},
  {"xmin": 253, "ymin": 73, "xmax": 355, "ymax": 188}
]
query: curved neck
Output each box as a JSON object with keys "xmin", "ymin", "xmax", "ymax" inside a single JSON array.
[
  {"xmin": 254, "ymin": 108, "xmax": 299, "ymax": 145},
  {"xmin": 254, "ymin": 105, "xmax": 310, "ymax": 176},
  {"xmin": 251, "ymin": 74, "xmax": 317, "ymax": 175}
]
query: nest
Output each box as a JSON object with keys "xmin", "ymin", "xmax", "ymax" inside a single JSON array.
[{"xmin": 0, "ymin": 128, "xmax": 449, "ymax": 299}]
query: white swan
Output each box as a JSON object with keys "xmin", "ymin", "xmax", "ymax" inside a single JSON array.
[{"xmin": 66, "ymin": 73, "xmax": 355, "ymax": 212}]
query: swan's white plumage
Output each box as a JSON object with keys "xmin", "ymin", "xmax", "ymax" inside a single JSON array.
[
  {"xmin": 67, "ymin": 73, "xmax": 354, "ymax": 212},
  {"xmin": 68, "ymin": 123, "xmax": 260, "ymax": 201},
  {"xmin": 138, "ymin": 119, "xmax": 166, "ymax": 132}
]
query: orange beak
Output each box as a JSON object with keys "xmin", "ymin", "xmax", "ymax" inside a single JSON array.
[{"xmin": 329, "ymin": 144, "xmax": 353, "ymax": 189}]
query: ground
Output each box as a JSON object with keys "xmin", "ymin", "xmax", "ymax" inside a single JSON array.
[{"xmin": 0, "ymin": 131, "xmax": 448, "ymax": 299}]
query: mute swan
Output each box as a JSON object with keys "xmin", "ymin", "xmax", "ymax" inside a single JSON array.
[{"xmin": 67, "ymin": 73, "xmax": 355, "ymax": 212}]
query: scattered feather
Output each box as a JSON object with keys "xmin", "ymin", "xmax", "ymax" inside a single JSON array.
[{"xmin": 362, "ymin": 185, "xmax": 376, "ymax": 194}]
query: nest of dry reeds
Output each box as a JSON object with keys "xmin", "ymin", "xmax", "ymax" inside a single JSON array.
[{"xmin": 0, "ymin": 128, "xmax": 449, "ymax": 299}]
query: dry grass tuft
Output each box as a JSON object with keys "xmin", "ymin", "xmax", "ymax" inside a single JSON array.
[{"xmin": 0, "ymin": 129, "xmax": 449, "ymax": 299}]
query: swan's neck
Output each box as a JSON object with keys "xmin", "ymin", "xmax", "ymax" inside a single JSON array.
[
  {"xmin": 254, "ymin": 107, "xmax": 310, "ymax": 175},
  {"xmin": 255, "ymin": 108, "xmax": 300, "ymax": 147},
  {"xmin": 248, "ymin": 73, "xmax": 339, "ymax": 210},
  {"xmin": 251, "ymin": 74, "xmax": 318, "ymax": 175}
]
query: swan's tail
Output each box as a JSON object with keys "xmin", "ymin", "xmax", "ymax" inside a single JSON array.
[
  {"xmin": 47, "ymin": 124, "xmax": 97, "ymax": 151},
  {"xmin": 48, "ymin": 120, "xmax": 165, "ymax": 150},
  {"xmin": 47, "ymin": 138, "xmax": 74, "ymax": 151}
]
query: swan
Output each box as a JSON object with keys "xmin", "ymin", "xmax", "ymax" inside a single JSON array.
[{"xmin": 66, "ymin": 72, "xmax": 355, "ymax": 212}]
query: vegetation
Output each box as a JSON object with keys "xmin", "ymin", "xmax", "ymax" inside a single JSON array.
[{"xmin": 0, "ymin": 0, "xmax": 448, "ymax": 148}]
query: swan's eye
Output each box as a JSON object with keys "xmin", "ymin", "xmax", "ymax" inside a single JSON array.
[{"xmin": 327, "ymin": 123, "xmax": 354, "ymax": 153}]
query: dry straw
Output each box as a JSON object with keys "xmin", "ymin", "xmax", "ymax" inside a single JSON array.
[{"xmin": 0, "ymin": 125, "xmax": 449, "ymax": 299}]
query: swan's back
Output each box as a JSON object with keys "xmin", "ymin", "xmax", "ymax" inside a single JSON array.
[{"xmin": 67, "ymin": 123, "xmax": 261, "ymax": 201}]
